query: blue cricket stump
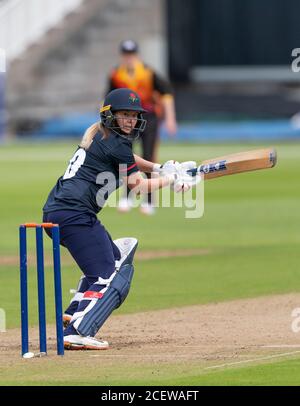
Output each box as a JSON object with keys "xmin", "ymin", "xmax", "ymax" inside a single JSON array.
[{"xmin": 19, "ymin": 223, "xmax": 64, "ymax": 357}]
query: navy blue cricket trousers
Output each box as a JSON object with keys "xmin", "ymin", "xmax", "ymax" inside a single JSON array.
[{"xmin": 43, "ymin": 210, "xmax": 121, "ymax": 285}]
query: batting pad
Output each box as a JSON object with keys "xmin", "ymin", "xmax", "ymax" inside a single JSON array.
[
  {"xmin": 114, "ymin": 237, "xmax": 138, "ymax": 270},
  {"xmin": 76, "ymin": 263, "xmax": 135, "ymax": 337}
]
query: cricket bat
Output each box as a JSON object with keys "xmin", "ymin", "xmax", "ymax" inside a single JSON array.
[{"xmin": 188, "ymin": 148, "xmax": 277, "ymax": 180}]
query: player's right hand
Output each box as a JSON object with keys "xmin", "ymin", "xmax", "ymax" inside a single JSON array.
[
  {"xmin": 178, "ymin": 161, "xmax": 202, "ymax": 189},
  {"xmin": 154, "ymin": 160, "xmax": 200, "ymax": 193},
  {"xmin": 153, "ymin": 160, "xmax": 180, "ymax": 175}
]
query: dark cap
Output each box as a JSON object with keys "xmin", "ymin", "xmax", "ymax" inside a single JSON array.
[{"xmin": 120, "ymin": 39, "xmax": 139, "ymax": 54}]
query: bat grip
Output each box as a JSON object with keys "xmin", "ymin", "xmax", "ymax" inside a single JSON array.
[{"xmin": 187, "ymin": 168, "xmax": 198, "ymax": 176}]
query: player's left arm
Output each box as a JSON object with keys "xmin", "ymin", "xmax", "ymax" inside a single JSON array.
[
  {"xmin": 134, "ymin": 154, "xmax": 196, "ymax": 180},
  {"xmin": 134, "ymin": 154, "xmax": 158, "ymax": 173}
]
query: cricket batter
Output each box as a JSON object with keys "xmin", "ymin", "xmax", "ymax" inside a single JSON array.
[{"xmin": 42, "ymin": 88, "xmax": 193, "ymax": 350}]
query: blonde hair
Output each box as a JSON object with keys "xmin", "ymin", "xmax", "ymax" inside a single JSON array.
[{"xmin": 79, "ymin": 122, "xmax": 110, "ymax": 149}]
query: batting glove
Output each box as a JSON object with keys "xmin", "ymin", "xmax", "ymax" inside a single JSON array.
[
  {"xmin": 164, "ymin": 172, "xmax": 192, "ymax": 193},
  {"xmin": 178, "ymin": 161, "xmax": 202, "ymax": 188},
  {"xmin": 153, "ymin": 160, "xmax": 181, "ymax": 176}
]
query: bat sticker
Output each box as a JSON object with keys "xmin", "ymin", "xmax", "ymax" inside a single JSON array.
[
  {"xmin": 269, "ymin": 151, "xmax": 277, "ymax": 167},
  {"xmin": 198, "ymin": 160, "xmax": 227, "ymax": 174}
]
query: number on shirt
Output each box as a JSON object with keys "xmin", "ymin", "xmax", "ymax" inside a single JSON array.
[{"xmin": 63, "ymin": 148, "xmax": 86, "ymax": 180}]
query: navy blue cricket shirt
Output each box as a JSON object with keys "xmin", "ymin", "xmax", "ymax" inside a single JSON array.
[{"xmin": 43, "ymin": 130, "xmax": 139, "ymax": 215}]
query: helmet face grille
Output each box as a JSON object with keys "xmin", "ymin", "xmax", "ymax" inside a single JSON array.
[
  {"xmin": 100, "ymin": 109, "xmax": 147, "ymax": 141},
  {"xmin": 100, "ymin": 88, "xmax": 147, "ymax": 140}
]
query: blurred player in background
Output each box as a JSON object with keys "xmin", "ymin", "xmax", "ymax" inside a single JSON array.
[{"xmin": 106, "ymin": 39, "xmax": 178, "ymax": 215}]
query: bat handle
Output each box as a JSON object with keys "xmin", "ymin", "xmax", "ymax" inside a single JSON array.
[{"xmin": 187, "ymin": 168, "xmax": 198, "ymax": 176}]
